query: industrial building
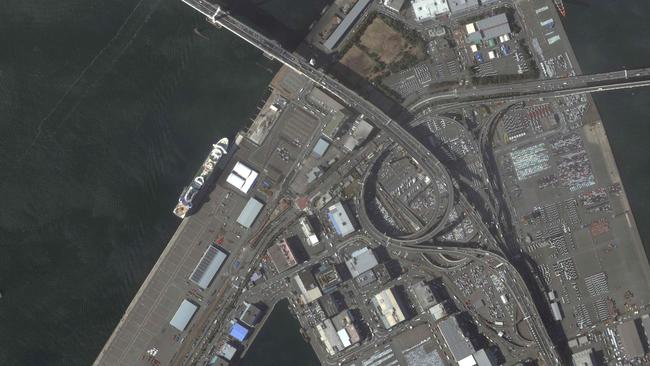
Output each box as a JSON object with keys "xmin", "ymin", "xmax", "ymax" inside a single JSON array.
[
  {"xmin": 294, "ymin": 270, "xmax": 323, "ymax": 303},
  {"xmin": 411, "ymin": 0, "xmax": 450, "ymax": 21},
  {"xmin": 323, "ymin": 0, "xmax": 372, "ymax": 50},
  {"xmin": 465, "ymin": 13, "xmax": 511, "ymax": 43},
  {"xmin": 226, "ymin": 161, "xmax": 259, "ymax": 194},
  {"xmin": 169, "ymin": 299, "xmax": 199, "ymax": 332},
  {"xmin": 345, "ymin": 247, "xmax": 379, "ymax": 278},
  {"xmin": 371, "ymin": 287, "xmax": 407, "ymax": 329},
  {"xmin": 236, "ymin": 197, "xmax": 264, "ymax": 229},
  {"xmin": 327, "ymin": 202, "xmax": 356, "ymax": 236},
  {"xmin": 268, "ymin": 238, "xmax": 298, "ymax": 272},
  {"xmin": 190, "ymin": 245, "xmax": 228, "ymax": 290},
  {"xmin": 299, "ymin": 216, "xmax": 320, "ymax": 246},
  {"xmin": 437, "ymin": 315, "xmax": 476, "ymax": 363},
  {"xmin": 617, "ymin": 319, "xmax": 645, "ymax": 358},
  {"xmin": 447, "ymin": 0, "xmax": 478, "ymax": 14}
]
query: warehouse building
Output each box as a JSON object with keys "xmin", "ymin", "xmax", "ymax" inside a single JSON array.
[
  {"xmin": 229, "ymin": 321, "xmax": 251, "ymax": 342},
  {"xmin": 466, "ymin": 13, "xmax": 511, "ymax": 43},
  {"xmin": 323, "ymin": 0, "xmax": 372, "ymax": 50},
  {"xmin": 169, "ymin": 299, "xmax": 199, "ymax": 332},
  {"xmin": 447, "ymin": 0, "xmax": 478, "ymax": 14},
  {"xmin": 312, "ymin": 138, "xmax": 330, "ymax": 158},
  {"xmin": 226, "ymin": 161, "xmax": 259, "ymax": 194},
  {"xmin": 411, "ymin": 0, "xmax": 450, "ymax": 20},
  {"xmin": 617, "ymin": 319, "xmax": 645, "ymax": 359},
  {"xmin": 236, "ymin": 197, "xmax": 264, "ymax": 228},
  {"xmin": 190, "ymin": 245, "xmax": 228, "ymax": 290}
]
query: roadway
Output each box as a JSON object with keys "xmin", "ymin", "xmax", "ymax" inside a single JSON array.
[
  {"xmin": 408, "ymin": 68, "xmax": 650, "ymax": 114},
  {"xmin": 180, "ymin": 1, "xmax": 560, "ymax": 364},
  {"xmin": 181, "ymin": 0, "xmax": 456, "ymax": 240}
]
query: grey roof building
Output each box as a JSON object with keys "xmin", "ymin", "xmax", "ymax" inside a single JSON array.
[
  {"xmin": 169, "ymin": 299, "xmax": 199, "ymax": 332},
  {"xmin": 323, "ymin": 0, "xmax": 372, "ymax": 50},
  {"xmin": 312, "ymin": 138, "xmax": 330, "ymax": 158},
  {"xmin": 236, "ymin": 197, "xmax": 264, "ymax": 229},
  {"xmin": 475, "ymin": 13, "xmax": 511, "ymax": 40},
  {"xmin": 217, "ymin": 342, "xmax": 238, "ymax": 361},
  {"xmin": 571, "ymin": 348, "xmax": 595, "ymax": 366},
  {"xmin": 409, "ymin": 281, "xmax": 438, "ymax": 312},
  {"xmin": 437, "ymin": 315, "xmax": 475, "ymax": 362},
  {"xmin": 238, "ymin": 302, "xmax": 263, "ymax": 327},
  {"xmin": 190, "ymin": 245, "xmax": 228, "ymax": 290},
  {"xmin": 447, "ymin": 0, "xmax": 478, "ymax": 13},
  {"xmin": 617, "ymin": 319, "xmax": 645, "ymax": 358},
  {"xmin": 345, "ymin": 247, "xmax": 379, "ymax": 277}
]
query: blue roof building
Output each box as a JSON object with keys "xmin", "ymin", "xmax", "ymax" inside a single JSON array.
[
  {"xmin": 229, "ymin": 321, "xmax": 250, "ymax": 342},
  {"xmin": 327, "ymin": 202, "xmax": 356, "ymax": 237}
]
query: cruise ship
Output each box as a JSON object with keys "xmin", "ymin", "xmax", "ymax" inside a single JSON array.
[{"xmin": 173, "ymin": 137, "xmax": 229, "ymax": 218}]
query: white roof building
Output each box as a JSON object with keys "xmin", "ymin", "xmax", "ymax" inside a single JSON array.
[
  {"xmin": 412, "ymin": 0, "xmax": 450, "ymax": 21},
  {"xmin": 226, "ymin": 161, "xmax": 259, "ymax": 194},
  {"xmin": 327, "ymin": 202, "xmax": 356, "ymax": 236},
  {"xmin": 371, "ymin": 288, "xmax": 406, "ymax": 329},
  {"xmin": 299, "ymin": 217, "xmax": 319, "ymax": 246},
  {"xmin": 236, "ymin": 197, "xmax": 264, "ymax": 229},
  {"xmin": 169, "ymin": 299, "xmax": 198, "ymax": 331},
  {"xmin": 383, "ymin": 0, "xmax": 406, "ymax": 12}
]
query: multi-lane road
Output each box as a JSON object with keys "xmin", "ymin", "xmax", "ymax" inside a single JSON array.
[
  {"xmin": 179, "ymin": 1, "xmax": 561, "ymax": 363},
  {"xmin": 171, "ymin": 1, "xmax": 650, "ymax": 364},
  {"xmin": 408, "ymin": 68, "xmax": 650, "ymax": 113}
]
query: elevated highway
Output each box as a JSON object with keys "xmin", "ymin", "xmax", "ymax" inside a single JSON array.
[
  {"xmin": 181, "ymin": 0, "xmax": 456, "ymax": 239},
  {"xmin": 408, "ymin": 68, "xmax": 650, "ymax": 114},
  {"xmin": 180, "ymin": 1, "xmax": 560, "ymax": 363}
]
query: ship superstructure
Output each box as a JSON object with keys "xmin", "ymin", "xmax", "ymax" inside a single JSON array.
[{"xmin": 173, "ymin": 137, "xmax": 229, "ymax": 218}]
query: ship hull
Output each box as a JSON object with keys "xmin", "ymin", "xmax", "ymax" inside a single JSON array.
[{"xmin": 173, "ymin": 137, "xmax": 229, "ymax": 218}]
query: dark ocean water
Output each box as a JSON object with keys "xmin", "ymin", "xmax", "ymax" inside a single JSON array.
[
  {"xmin": 241, "ymin": 300, "xmax": 319, "ymax": 366},
  {"xmin": 0, "ymin": 0, "xmax": 280, "ymax": 364},
  {"xmin": 0, "ymin": 0, "xmax": 647, "ymax": 366}
]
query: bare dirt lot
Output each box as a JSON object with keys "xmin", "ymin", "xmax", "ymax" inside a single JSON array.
[
  {"xmin": 360, "ymin": 17, "xmax": 406, "ymax": 64},
  {"xmin": 340, "ymin": 16, "xmax": 424, "ymax": 80},
  {"xmin": 340, "ymin": 45, "xmax": 378, "ymax": 77}
]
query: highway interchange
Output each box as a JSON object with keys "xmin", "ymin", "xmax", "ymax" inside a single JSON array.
[{"xmin": 119, "ymin": 1, "xmax": 650, "ymax": 365}]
